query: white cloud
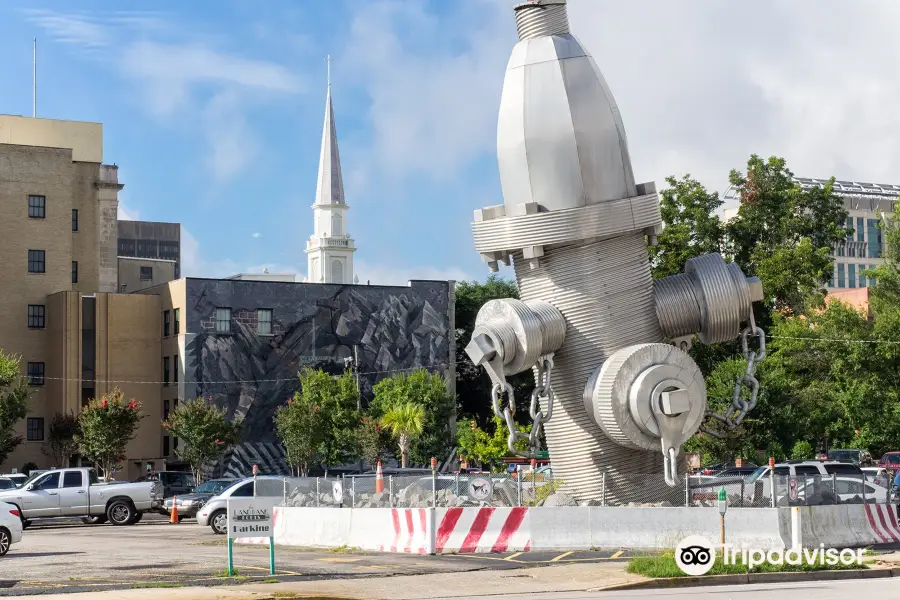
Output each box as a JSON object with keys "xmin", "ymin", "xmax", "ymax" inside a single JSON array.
[
  {"xmin": 180, "ymin": 227, "xmax": 241, "ymax": 278},
  {"xmin": 26, "ymin": 9, "xmax": 304, "ymax": 182},
  {"xmin": 117, "ymin": 202, "xmax": 139, "ymax": 221},
  {"xmin": 343, "ymin": 0, "xmax": 900, "ymax": 196},
  {"xmin": 252, "ymin": 232, "xmax": 261, "ymax": 239}
]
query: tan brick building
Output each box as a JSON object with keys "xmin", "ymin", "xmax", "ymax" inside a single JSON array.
[
  {"xmin": 0, "ymin": 114, "xmax": 456, "ymax": 481},
  {"xmin": 0, "ymin": 115, "xmax": 171, "ymax": 480}
]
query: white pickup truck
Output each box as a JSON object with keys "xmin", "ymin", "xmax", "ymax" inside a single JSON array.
[{"xmin": 0, "ymin": 468, "xmax": 162, "ymax": 527}]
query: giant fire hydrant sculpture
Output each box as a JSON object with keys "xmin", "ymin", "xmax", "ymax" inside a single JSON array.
[{"xmin": 466, "ymin": 0, "xmax": 766, "ymax": 502}]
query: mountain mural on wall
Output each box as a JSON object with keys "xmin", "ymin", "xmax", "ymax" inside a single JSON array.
[{"xmin": 182, "ymin": 279, "xmax": 453, "ymax": 477}]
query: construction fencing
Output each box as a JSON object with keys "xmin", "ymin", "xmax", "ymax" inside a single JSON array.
[{"xmin": 260, "ymin": 471, "xmax": 898, "ymax": 509}]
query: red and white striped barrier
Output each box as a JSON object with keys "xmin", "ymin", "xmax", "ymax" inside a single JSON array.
[
  {"xmin": 435, "ymin": 507, "xmax": 530, "ymax": 554},
  {"xmin": 864, "ymin": 504, "xmax": 900, "ymax": 543},
  {"xmin": 380, "ymin": 508, "xmax": 432, "ymax": 554}
]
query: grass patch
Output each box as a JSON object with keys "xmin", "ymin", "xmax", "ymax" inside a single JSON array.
[
  {"xmin": 627, "ymin": 550, "xmax": 869, "ymax": 578},
  {"xmin": 260, "ymin": 578, "xmax": 280, "ymax": 584}
]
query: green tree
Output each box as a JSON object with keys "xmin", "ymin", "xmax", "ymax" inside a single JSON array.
[
  {"xmin": 381, "ymin": 401, "xmax": 425, "ymax": 468},
  {"xmin": 649, "ymin": 174, "xmax": 725, "ymax": 279},
  {"xmin": 295, "ymin": 368, "xmax": 359, "ymax": 471},
  {"xmin": 370, "ymin": 369, "xmax": 454, "ymax": 465},
  {"xmin": 164, "ymin": 397, "xmax": 242, "ymax": 483},
  {"xmin": 454, "ymin": 277, "xmax": 534, "ymax": 423},
  {"xmin": 0, "ymin": 350, "xmax": 28, "ymax": 468},
  {"xmin": 275, "ymin": 391, "xmax": 325, "ymax": 477},
  {"xmin": 75, "ymin": 389, "xmax": 143, "ymax": 479},
  {"xmin": 790, "ymin": 440, "xmax": 814, "ymax": 461},
  {"xmin": 45, "ymin": 412, "xmax": 80, "ymax": 468},
  {"xmin": 456, "ymin": 416, "xmax": 530, "ymax": 471},
  {"xmin": 356, "ymin": 416, "xmax": 390, "ymax": 468},
  {"xmin": 724, "ymin": 156, "xmax": 847, "ymax": 316}
]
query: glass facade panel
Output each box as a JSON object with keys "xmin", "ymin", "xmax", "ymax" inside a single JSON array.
[
  {"xmin": 848, "ymin": 264, "xmax": 856, "ymax": 288},
  {"xmin": 837, "ymin": 263, "xmax": 846, "ymax": 288}
]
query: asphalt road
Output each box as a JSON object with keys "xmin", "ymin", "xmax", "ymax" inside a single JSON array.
[
  {"xmin": 436, "ymin": 578, "xmax": 899, "ymax": 599},
  {"xmin": 0, "ymin": 515, "xmax": 642, "ymax": 596}
]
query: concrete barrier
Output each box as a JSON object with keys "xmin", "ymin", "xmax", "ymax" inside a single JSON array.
[
  {"xmin": 265, "ymin": 505, "xmax": 899, "ymax": 554},
  {"xmin": 529, "ymin": 507, "xmax": 785, "ymax": 551},
  {"xmin": 793, "ymin": 504, "xmax": 900, "ymax": 548},
  {"xmin": 261, "ymin": 507, "xmax": 434, "ymax": 553}
]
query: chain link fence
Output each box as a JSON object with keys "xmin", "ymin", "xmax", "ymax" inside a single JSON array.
[{"xmin": 264, "ymin": 470, "xmax": 898, "ymax": 509}]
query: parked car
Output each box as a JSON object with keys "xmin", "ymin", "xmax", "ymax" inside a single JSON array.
[
  {"xmin": 0, "ymin": 468, "xmax": 162, "ymax": 527},
  {"xmin": 0, "ymin": 479, "xmax": 17, "ymax": 491},
  {"xmin": 0, "ymin": 474, "xmax": 27, "ymax": 488},
  {"xmin": 198, "ymin": 477, "xmax": 287, "ymax": 535},
  {"xmin": 0, "ymin": 501, "xmax": 23, "ymax": 556},
  {"xmin": 862, "ymin": 467, "xmax": 891, "ymax": 488},
  {"xmin": 795, "ymin": 475, "xmax": 888, "ymax": 504},
  {"xmin": 134, "ymin": 471, "xmax": 196, "ymax": 499},
  {"xmin": 162, "ymin": 478, "xmax": 236, "ymax": 520},
  {"xmin": 827, "ymin": 449, "xmax": 873, "ymax": 466},
  {"xmin": 877, "ymin": 452, "xmax": 900, "ymax": 469},
  {"xmin": 744, "ymin": 460, "xmax": 863, "ymax": 505}
]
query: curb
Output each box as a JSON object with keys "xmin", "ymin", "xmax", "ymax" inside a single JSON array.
[{"xmin": 598, "ymin": 566, "xmax": 900, "ymax": 591}]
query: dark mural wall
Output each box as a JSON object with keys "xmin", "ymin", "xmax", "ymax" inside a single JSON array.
[{"xmin": 181, "ymin": 278, "xmax": 454, "ymax": 476}]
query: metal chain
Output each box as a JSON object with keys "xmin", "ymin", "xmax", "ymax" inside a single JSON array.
[
  {"xmin": 700, "ymin": 311, "xmax": 767, "ymax": 439},
  {"xmin": 489, "ymin": 355, "xmax": 555, "ymax": 458}
]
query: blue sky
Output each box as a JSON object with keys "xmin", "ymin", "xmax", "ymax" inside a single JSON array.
[{"xmin": 2, "ymin": 1, "xmax": 898, "ymax": 285}]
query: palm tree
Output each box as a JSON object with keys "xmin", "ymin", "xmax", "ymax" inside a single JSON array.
[{"xmin": 380, "ymin": 401, "xmax": 425, "ymax": 468}]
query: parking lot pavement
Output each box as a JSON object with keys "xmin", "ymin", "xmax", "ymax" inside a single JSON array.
[{"xmin": 0, "ymin": 516, "xmax": 643, "ymax": 596}]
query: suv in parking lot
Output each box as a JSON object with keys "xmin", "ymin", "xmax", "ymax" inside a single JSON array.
[{"xmin": 745, "ymin": 460, "xmax": 863, "ymax": 505}]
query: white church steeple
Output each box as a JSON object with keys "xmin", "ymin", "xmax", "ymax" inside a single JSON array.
[{"xmin": 306, "ymin": 55, "xmax": 356, "ymax": 285}]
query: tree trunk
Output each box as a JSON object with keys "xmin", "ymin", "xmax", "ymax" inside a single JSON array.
[{"xmin": 400, "ymin": 434, "xmax": 410, "ymax": 468}]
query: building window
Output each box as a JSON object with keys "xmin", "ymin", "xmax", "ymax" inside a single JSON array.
[
  {"xmin": 28, "ymin": 249, "xmax": 46, "ymax": 273},
  {"xmin": 868, "ymin": 219, "xmax": 883, "ymax": 258},
  {"xmin": 28, "ymin": 195, "xmax": 46, "ymax": 219},
  {"xmin": 837, "ymin": 263, "xmax": 846, "ymax": 289},
  {"xmin": 163, "ymin": 436, "xmax": 170, "ymax": 457},
  {"xmin": 27, "ymin": 362, "xmax": 45, "ymax": 386},
  {"xmin": 28, "ymin": 304, "xmax": 45, "ymax": 329},
  {"xmin": 140, "ymin": 266, "xmax": 153, "ymax": 281},
  {"xmin": 215, "ymin": 308, "xmax": 231, "ymax": 333},
  {"xmin": 257, "ymin": 309, "xmax": 273, "ymax": 335},
  {"xmin": 163, "ymin": 310, "xmax": 170, "ymax": 337},
  {"xmin": 27, "ymin": 418, "xmax": 45, "ymax": 441},
  {"xmin": 828, "ymin": 266, "xmax": 834, "ymax": 289},
  {"xmin": 72, "ymin": 209, "xmax": 78, "ymax": 232},
  {"xmin": 174, "ymin": 308, "xmax": 180, "ymax": 335},
  {"xmin": 72, "ymin": 261, "xmax": 78, "ymax": 284},
  {"xmin": 848, "ymin": 264, "xmax": 856, "ymax": 288},
  {"xmin": 857, "ymin": 217, "xmax": 865, "ymax": 242},
  {"xmin": 163, "ymin": 357, "xmax": 170, "ymax": 386},
  {"xmin": 163, "ymin": 399, "xmax": 170, "ymax": 420},
  {"xmin": 173, "ymin": 437, "xmax": 179, "ymax": 451},
  {"xmin": 846, "ymin": 217, "xmax": 853, "ymax": 240},
  {"xmin": 869, "ymin": 265, "xmax": 877, "ymax": 286},
  {"xmin": 332, "ymin": 213, "xmax": 342, "ymax": 236},
  {"xmin": 173, "ymin": 355, "xmax": 178, "ymax": 383},
  {"xmin": 859, "ymin": 264, "xmax": 867, "ymax": 288},
  {"xmin": 331, "ymin": 260, "xmax": 344, "ymax": 284}
]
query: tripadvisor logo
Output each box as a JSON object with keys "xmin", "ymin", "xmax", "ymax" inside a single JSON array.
[{"xmin": 675, "ymin": 535, "xmax": 864, "ymax": 576}]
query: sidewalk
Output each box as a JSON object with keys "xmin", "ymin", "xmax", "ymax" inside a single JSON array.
[{"xmin": 18, "ymin": 562, "xmax": 647, "ymax": 600}]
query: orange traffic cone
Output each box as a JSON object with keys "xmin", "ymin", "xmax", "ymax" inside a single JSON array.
[
  {"xmin": 375, "ymin": 461, "xmax": 384, "ymax": 493},
  {"xmin": 170, "ymin": 496, "xmax": 179, "ymax": 524}
]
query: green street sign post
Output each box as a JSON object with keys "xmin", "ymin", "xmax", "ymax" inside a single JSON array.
[
  {"xmin": 717, "ymin": 486, "xmax": 727, "ymax": 552},
  {"xmin": 226, "ymin": 498, "xmax": 276, "ymax": 577}
]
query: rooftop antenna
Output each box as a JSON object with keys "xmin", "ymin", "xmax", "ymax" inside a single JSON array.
[{"xmin": 32, "ymin": 38, "xmax": 36, "ymax": 118}]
